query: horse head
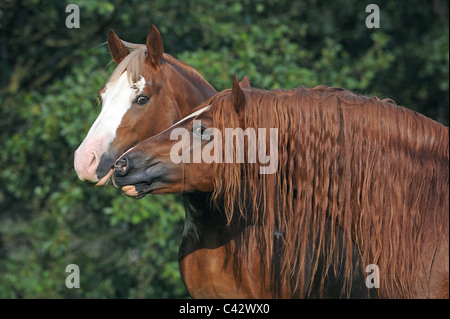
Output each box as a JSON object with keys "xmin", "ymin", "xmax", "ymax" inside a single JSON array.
[
  {"xmin": 112, "ymin": 75, "xmax": 251, "ymax": 198},
  {"xmin": 74, "ymin": 25, "xmax": 216, "ymax": 185}
]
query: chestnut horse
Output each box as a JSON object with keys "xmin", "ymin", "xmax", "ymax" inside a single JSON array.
[
  {"xmin": 113, "ymin": 76, "xmax": 449, "ymax": 298},
  {"xmin": 74, "ymin": 25, "xmax": 216, "ymax": 184},
  {"xmin": 75, "ymin": 27, "xmax": 291, "ymax": 298}
]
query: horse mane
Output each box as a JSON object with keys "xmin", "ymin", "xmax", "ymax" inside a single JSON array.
[
  {"xmin": 209, "ymin": 85, "xmax": 449, "ymax": 298},
  {"xmin": 106, "ymin": 41, "xmax": 213, "ymax": 90}
]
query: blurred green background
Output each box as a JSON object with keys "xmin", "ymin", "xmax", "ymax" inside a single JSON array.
[{"xmin": 0, "ymin": 0, "xmax": 448, "ymax": 298}]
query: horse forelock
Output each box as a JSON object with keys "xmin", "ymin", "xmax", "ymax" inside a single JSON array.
[
  {"xmin": 106, "ymin": 43, "xmax": 215, "ymax": 95},
  {"xmin": 209, "ymin": 86, "xmax": 449, "ymax": 298},
  {"xmin": 107, "ymin": 45, "xmax": 146, "ymax": 86}
]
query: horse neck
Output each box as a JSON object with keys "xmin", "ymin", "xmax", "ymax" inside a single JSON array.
[
  {"xmin": 164, "ymin": 55, "xmax": 217, "ymax": 118},
  {"xmin": 179, "ymin": 192, "xmax": 249, "ymax": 257},
  {"xmin": 180, "ymin": 193, "xmax": 232, "ymax": 246}
]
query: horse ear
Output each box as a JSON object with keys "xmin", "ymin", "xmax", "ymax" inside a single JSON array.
[
  {"xmin": 146, "ymin": 25, "xmax": 164, "ymax": 68},
  {"xmin": 232, "ymin": 74, "xmax": 246, "ymax": 114},
  {"xmin": 239, "ymin": 75, "xmax": 251, "ymax": 89},
  {"xmin": 108, "ymin": 29, "xmax": 130, "ymax": 64}
]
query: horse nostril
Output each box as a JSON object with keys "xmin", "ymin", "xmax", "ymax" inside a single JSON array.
[{"xmin": 115, "ymin": 157, "xmax": 128, "ymax": 175}]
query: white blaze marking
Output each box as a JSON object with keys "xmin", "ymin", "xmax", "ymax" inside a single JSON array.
[
  {"xmin": 78, "ymin": 72, "xmax": 146, "ymax": 154},
  {"xmin": 134, "ymin": 76, "xmax": 146, "ymax": 95}
]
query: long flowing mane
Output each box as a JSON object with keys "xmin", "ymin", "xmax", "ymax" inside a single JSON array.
[{"xmin": 209, "ymin": 86, "xmax": 449, "ymax": 298}]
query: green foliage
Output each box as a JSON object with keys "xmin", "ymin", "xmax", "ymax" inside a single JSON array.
[
  {"xmin": 0, "ymin": 50, "xmax": 187, "ymax": 298},
  {"xmin": 0, "ymin": 0, "xmax": 448, "ymax": 298}
]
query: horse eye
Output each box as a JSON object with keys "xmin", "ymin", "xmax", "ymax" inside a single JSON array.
[
  {"xmin": 135, "ymin": 95, "xmax": 149, "ymax": 105},
  {"xmin": 194, "ymin": 125, "xmax": 207, "ymax": 137}
]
